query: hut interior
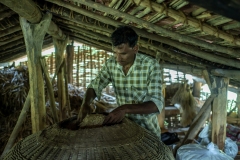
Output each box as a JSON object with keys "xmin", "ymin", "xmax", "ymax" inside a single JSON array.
[{"xmin": 1, "ymin": 0, "xmax": 240, "ymax": 159}]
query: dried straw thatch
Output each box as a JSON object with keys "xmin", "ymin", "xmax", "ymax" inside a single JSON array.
[{"xmin": 171, "ymin": 81, "xmax": 197, "ymax": 127}]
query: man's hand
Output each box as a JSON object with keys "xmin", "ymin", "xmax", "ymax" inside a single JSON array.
[
  {"xmin": 77, "ymin": 103, "xmax": 93, "ymax": 122},
  {"xmin": 102, "ymin": 106, "xmax": 126, "ymax": 125}
]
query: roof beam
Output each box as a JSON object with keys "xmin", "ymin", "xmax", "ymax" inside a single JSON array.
[
  {"xmin": 0, "ymin": 0, "xmax": 66, "ymax": 40},
  {"xmin": 47, "ymin": 0, "xmax": 240, "ymax": 56},
  {"xmin": 46, "ymin": 0, "xmax": 240, "ymax": 68}
]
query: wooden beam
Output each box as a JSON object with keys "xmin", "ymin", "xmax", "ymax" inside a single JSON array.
[
  {"xmin": 45, "ymin": 1, "xmax": 240, "ymax": 67},
  {"xmin": 0, "ymin": 0, "xmax": 66, "ymax": 40},
  {"xmin": 47, "ymin": 0, "xmax": 240, "ymax": 56},
  {"xmin": 0, "ymin": 10, "xmax": 15, "ymax": 20},
  {"xmin": 211, "ymin": 69, "xmax": 240, "ymax": 79},
  {"xmin": 188, "ymin": 0, "xmax": 240, "ymax": 22},
  {"xmin": 0, "ymin": 26, "xmax": 22, "ymax": 38},
  {"xmin": 61, "ymin": 23, "xmax": 216, "ymax": 69},
  {"xmin": 133, "ymin": 0, "xmax": 240, "ymax": 47},
  {"xmin": 0, "ymin": 14, "xmax": 19, "ymax": 30}
]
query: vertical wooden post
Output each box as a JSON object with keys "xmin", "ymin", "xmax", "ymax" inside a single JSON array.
[
  {"xmin": 83, "ymin": 48, "xmax": 86, "ymax": 89},
  {"xmin": 90, "ymin": 47, "xmax": 93, "ymax": 80},
  {"xmin": 20, "ymin": 13, "xmax": 51, "ymax": 133},
  {"xmin": 66, "ymin": 45, "xmax": 74, "ymax": 84},
  {"xmin": 192, "ymin": 80, "xmax": 202, "ymax": 98},
  {"xmin": 211, "ymin": 77, "xmax": 229, "ymax": 150},
  {"xmin": 76, "ymin": 46, "xmax": 80, "ymax": 87},
  {"xmin": 203, "ymin": 70, "xmax": 229, "ymax": 150},
  {"xmin": 53, "ymin": 36, "xmax": 69, "ymax": 121},
  {"xmin": 50, "ymin": 52, "xmax": 54, "ymax": 75}
]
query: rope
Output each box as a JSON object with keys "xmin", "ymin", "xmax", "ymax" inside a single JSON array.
[
  {"xmin": 198, "ymin": 20, "xmax": 203, "ymax": 32},
  {"xmin": 161, "ymin": 3, "xmax": 168, "ymax": 16},
  {"xmin": 179, "ymin": 10, "xmax": 188, "ymax": 25}
]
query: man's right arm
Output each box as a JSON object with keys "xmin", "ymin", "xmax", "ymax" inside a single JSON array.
[{"xmin": 77, "ymin": 88, "xmax": 97, "ymax": 122}]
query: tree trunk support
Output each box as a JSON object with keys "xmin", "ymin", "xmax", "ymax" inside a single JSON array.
[
  {"xmin": 210, "ymin": 76, "xmax": 229, "ymax": 150},
  {"xmin": 53, "ymin": 36, "xmax": 69, "ymax": 121},
  {"xmin": 20, "ymin": 13, "xmax": 52, "ymax": 133}
]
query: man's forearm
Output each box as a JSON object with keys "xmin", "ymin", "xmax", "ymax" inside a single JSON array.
[
  {"xmin": 119, "ymin": 101, "xmax": 159, "ymax": 114},
  {"xmin": 83, "ymin": 88, "xmax": 97, "ymax": 105}
]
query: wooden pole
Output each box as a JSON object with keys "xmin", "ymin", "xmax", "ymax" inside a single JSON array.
[
  {"xmin": 211, "ymin": 77, "xmax": 229, "ymax": 150},
  {"xmin": 66, "ymin": 45, "xmax": 74, "ymax": 84},
  {"xmin": 0, "ymin": 93, "xmax": 30, "ymax": 159},
  {"xmin": 64, "ymin": 58, "xmax": 71, "ymax": 117},
  {"xmin": 19, "ymin": 13, "xmax": 52, "ymax": 133},
  {"xmin": 76, "ymin": 46, "xmax": 80, "ymax": 87},
  {"xmin": 53, "ymin": 36, "xmax": 69, "ymax": 121},
  {"xmin": 40, "ymin": 57, "xmax": 59, "ymax": 123},
  {"xmin": 192, "ymin": 80, "xmax": 202, "ymax": 98}
]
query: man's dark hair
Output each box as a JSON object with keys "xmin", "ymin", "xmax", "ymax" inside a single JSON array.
[{"xmin": 111, "ymin": 26, "xmax": 138, "ymax": 48}]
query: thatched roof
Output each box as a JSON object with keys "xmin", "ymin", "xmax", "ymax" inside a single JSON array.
[{"xmin": 0, "ymin": 0, "xmax": 240, "ymax": 87}]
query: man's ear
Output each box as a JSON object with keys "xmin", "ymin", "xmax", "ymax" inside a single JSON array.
[{"xmin": 133, "ymin": 45, "xmax": 139, "ymax": 52}]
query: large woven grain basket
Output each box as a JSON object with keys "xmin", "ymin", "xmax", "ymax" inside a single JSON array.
[{"xmin": 3, "ymin": 114, "xmax": 174, "ymax": 160}]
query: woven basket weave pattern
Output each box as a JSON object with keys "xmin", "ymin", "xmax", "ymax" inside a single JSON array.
[{"xmin": 3, "ymin": 114, "xmax": 174, "ymax": 160}]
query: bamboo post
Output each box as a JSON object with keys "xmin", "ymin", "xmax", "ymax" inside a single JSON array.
[
  {"xmin": 0, "ymin": 93, "xmax": 30, "ymax": 159},
  {"xmin": 50, "ymin": 52, "xmax": 54, "ymax": 75},
  {"xmin": 83, "ymin": 48, "xmax": 86, "ymax": 89},
  {"xmin": 66, "ymin": 45, "xmax": 74, "ymax": 84},
  {"xmin": 19, "ymin": 13, "xmax": 52, "ymax": 133},
  {"xmin": 76, "ymin": 46, "xmax": 80, "ymax": 87},
  {"xmin": 90, "ymin": 47, "xmax": 93, "ymax": 80},
  {"xmin": 53, "ymin": 36, "xmax": 69, "ymax": 121},
  {"xmin": 64, "ymin": 58, "xmax": 71, "ymax": 117},
  {"xmin": 40, "ymin": 57, "xmax": 59, "ymax": 123}
]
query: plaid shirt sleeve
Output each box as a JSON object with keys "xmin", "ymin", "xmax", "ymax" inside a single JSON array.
[
  {"xmin": 146, "ymin": 61, "xmax": 164, "ymax": 112},
  {"xmin": 87, "ymin": 62, "xmax": 112, "ymax": 100}
]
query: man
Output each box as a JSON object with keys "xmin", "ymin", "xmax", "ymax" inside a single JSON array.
[{"xmin": 78, "ymin": 25, "xmax": 163, "ymax": 138}]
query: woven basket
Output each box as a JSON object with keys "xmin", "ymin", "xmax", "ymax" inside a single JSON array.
[{"xmin": 3, "ymin": 114, "xmax": 174, "ymax": 160}]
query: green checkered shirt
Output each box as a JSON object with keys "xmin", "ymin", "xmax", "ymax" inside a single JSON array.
[{"xmin": 88, "ymin": 53, "xmax": 163, "ymax": 138}]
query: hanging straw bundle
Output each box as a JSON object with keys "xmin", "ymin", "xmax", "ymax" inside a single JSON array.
[{"xmin": 171, "ymin": 81, "xmax": 196, "ymax": 127}]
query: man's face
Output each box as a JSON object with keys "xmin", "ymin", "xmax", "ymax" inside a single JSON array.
[{"xmin": 112, "ymin": 43, "xmax": 138, "ymax": 67}]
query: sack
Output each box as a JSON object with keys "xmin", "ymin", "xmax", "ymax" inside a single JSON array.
[
  {"xmin": 176, "ymin": 143, "xmax": 233, "ymax": 160},
  {"xmin": 161, "ymin": 132, "xmax": 180, "ymax": 145}
]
